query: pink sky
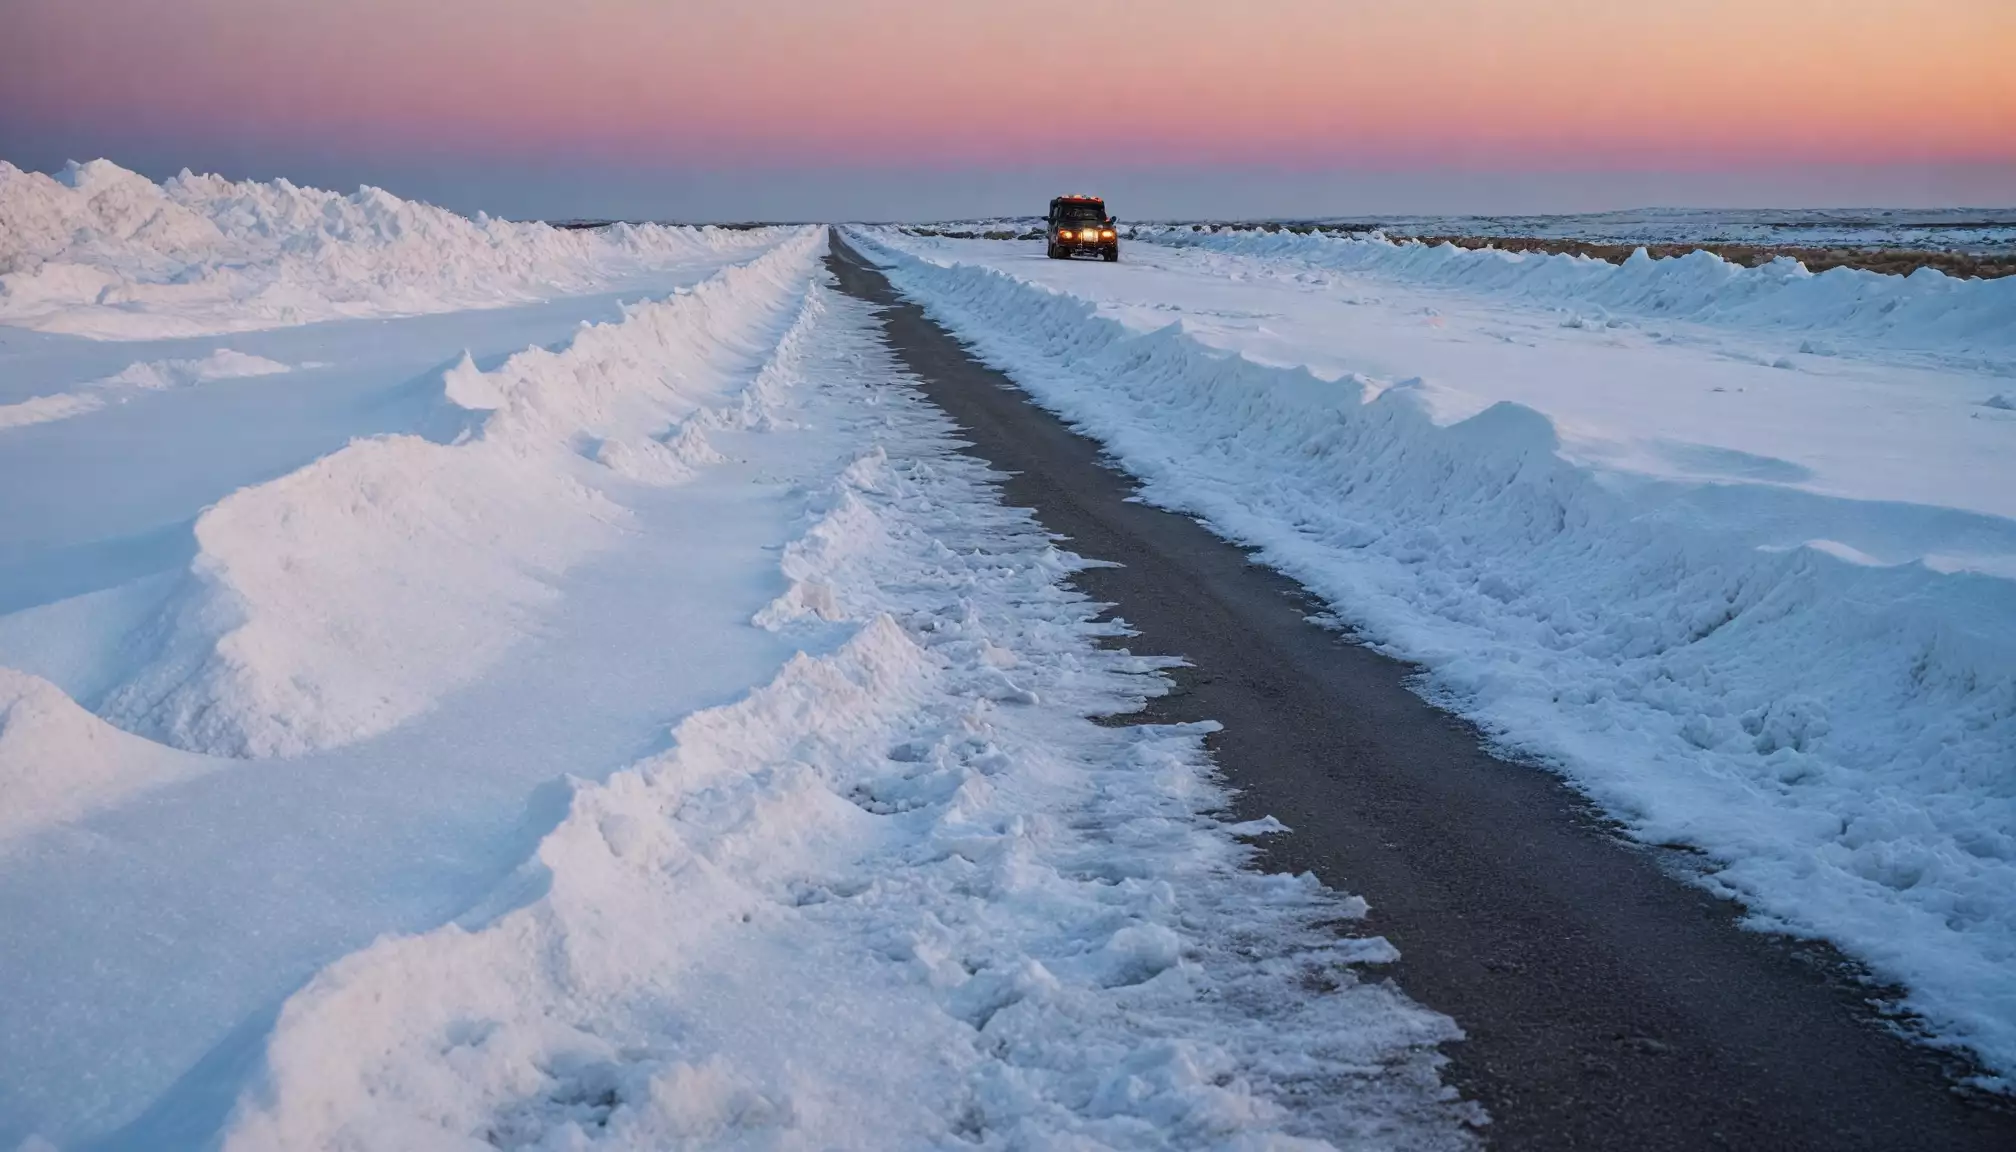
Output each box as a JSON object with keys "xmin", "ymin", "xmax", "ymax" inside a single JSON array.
[
  {"xmin": 4, "ymin": 0, "xmax": 2013, "ymax": 216},
  {"xmin": 8, "ymin": 0, "xmax": 2013, "ymax": 166}
]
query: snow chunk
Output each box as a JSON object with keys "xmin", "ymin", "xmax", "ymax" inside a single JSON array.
[{"xmin": 437, "ymin": 350, "xmax": 505, "ymax": 411}]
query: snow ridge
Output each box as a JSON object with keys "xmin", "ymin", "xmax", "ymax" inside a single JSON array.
[
  {"xmin": 217, "ymin": 284, "xmax": 1472, "ymax": 1150},
  {"xmin": 851, "ymin": 230, "xmax": 2016, "ymax": 1087},
  {"xmin": 0, "ymin": 391, "xmax": 107, "ymax": 432},
  {"xmin": 98, "ymin": 229, "xmax": 827, "ymax": 758},
  {"xmin": 0, "ymin": 349, "xmax": 295, "ymax": 432},
  {"xmin": 95, "ymin": 348, "xmax": 294, "ymax": 390},
  {"xmin": 0, "ymin": 159, "xmax": 785, "ymax": 339},
  {"xmin": 0, "ymin": 668, "xmax": 207, "ymax": 845},
  {"xmin": 1139, "ymin": 227, "xmax": 2016, "ymax": 366}
]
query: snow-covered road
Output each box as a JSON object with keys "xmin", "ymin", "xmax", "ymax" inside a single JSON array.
[
  {"xmin": 850, "ymin": 226, "xmax": 2016, "ymax": 1091},
  {"xmin": 0, "ymin": 172, "xmax": 1470, "ymax": 1150}
]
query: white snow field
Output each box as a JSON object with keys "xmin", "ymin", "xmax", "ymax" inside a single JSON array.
[
  {"xmin": 1257, "ymin": 209, "xmax": 2016, "ymax": 256},
  {"xmin": 902, "ymin": 208, "xmax": 2016, "ymax": 257},
  {"xmin": 0, "ymin": 172, "xmax": 1471, "ymax": 1151},
  {"xmin": 1132, "ymin": 225, "xmax": 2016, "ymax": 374},
  {"xmin": 0, "ymin": 160, "xmax": 779, "ymax": 339},
  {"xmin": 849, "ymin": 227, "xmax": 2016, "ymax": 1087}
]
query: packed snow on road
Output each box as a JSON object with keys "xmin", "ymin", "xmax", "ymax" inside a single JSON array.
[
  {"xmin": 1, "ymin": 161, "xmax": 2011, "ymax": 1150},
  {"xmin": 0, "ymin": 166, "xmax": 1472, "ymax": 1150}
]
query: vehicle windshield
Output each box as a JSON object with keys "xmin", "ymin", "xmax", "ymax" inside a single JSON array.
[{"xmin": 1056, "ymin": 203, "xmax": 1107, "ymax": 222}]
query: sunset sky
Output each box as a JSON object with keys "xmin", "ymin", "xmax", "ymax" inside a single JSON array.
[{"xmin": 4, "ymin": 0, "xmax": 2013, "ymax": 218}]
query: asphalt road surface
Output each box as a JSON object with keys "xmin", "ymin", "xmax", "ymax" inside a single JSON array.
[{"xmin": 828, "ymin": 234, "xmax": 2016, "ymax": 1151}]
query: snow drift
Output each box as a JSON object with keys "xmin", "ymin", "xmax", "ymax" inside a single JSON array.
[
  {"xmin": 852, "ymin": 230, "xmax": 2016, "ymax": 1087},
  {"xmin": 0, "ymin": 391, "xmax": 107, "ymax": 432},
  {"xmin": 0, "ymin": 160, "xmax": 784, "ymax": 339},
  {"xmin": 98, "ymin": 229, "xmax": 827, "ymax": 758},
  {"xmin": 94, "ymin": 348, "xmax": 293, "ymax": 390},
  {"xmin": 1139, "ymin": 226, "xmax": 2016, "ymax": 365},
  {"xmin": 218, "ymin": 292, "xmax": 1470, "ymax": 1149},
  {"xmin": 0, "ymin": 349, "xmax": 297, "ymax": 432},
  {"xmin": 0, "ymin": 667, "xmax": 207, "ymax": 844},
  {"xmin": 1229, "ymin": 208, "xmax": 2016, "ymax": 255}
]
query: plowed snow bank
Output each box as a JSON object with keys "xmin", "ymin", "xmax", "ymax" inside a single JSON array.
[
  {"xmin": 219, "ymin": 289, "xmax": 1471, "ymax": 1150},
  {"xmin": 99, "ymin": 229, "xmax": 826, "ymax": 758},
  {"xmin": 1139, "ymin": 226, "xmax": 2016, "ymax": 365},
  {"xmin": 854, "ymin": 230, "xmax": 2016, "ymax": 1088},
  {"xmin": 0, "ymin": 160, "xmax": 785, "ymax": 339}
]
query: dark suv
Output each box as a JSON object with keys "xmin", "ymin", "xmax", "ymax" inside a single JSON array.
[{"xmin": 1046, "ymin": 195, "xmax": 1118, "ymax": 262}]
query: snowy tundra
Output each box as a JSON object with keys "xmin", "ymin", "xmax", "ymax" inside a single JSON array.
[{"xmin": 0, "ymin": 160, "xmax": 2010, "ymax": 1149}]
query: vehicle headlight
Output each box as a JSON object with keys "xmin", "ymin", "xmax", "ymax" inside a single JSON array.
[{"xmin": 1101, "ymin": 229, "xmax": 1115, "ymax": 239}]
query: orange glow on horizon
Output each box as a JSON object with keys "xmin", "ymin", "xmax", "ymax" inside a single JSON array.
[{"xmin": 4, "ymin": 0, "xmax": 2012, "ymax": 170}]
